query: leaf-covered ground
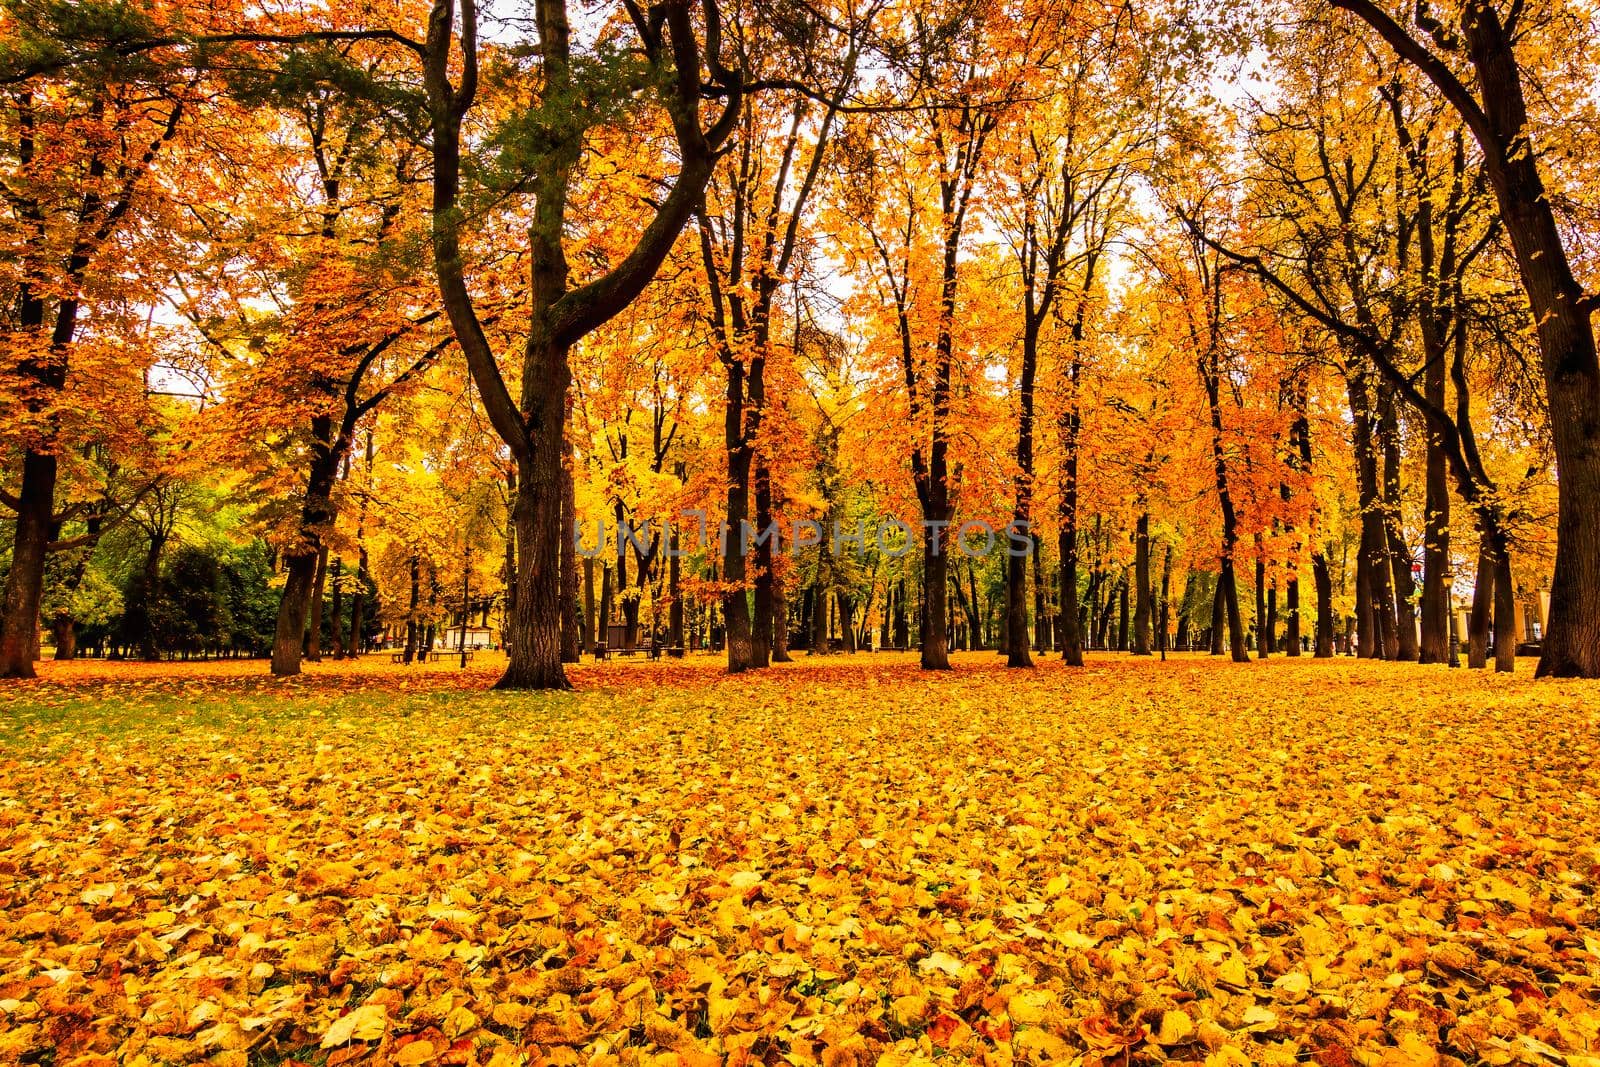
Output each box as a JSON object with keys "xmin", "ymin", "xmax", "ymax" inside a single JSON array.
[{"xmin": 2, "ymin": 653, "xmax": 1598, "ymax": 1067}]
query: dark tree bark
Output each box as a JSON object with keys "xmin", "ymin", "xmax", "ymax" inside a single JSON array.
[
  {"xmin": 402, "ymin": 556, "xmax": 421, "ymax": 664},
  {"xmin": 330, "ymin": 558, "xmax": 345, "ymax": 659},
  {"xmin": 1116, "ymin": 572, "xmax": 1130, "ymax": 652},
  {"xmin": 137, "ymin": 531, "xmax": 168, "ymax": 661},
  {"xmin": 770, "ymin": 568, "xmax": 791, "ymax": 662},
  {"xmin": 306, "ymin": 545, "xmax": 328, "ymax": 662},
  {"xmin": 1379, "ymin": 389, "xmax": 1419, "ymax": 661},
  {"xmin": 1331, "ymin": 0, "xmax": 1600, "ymax": 678},
  {"xmin": 561, "ymin": 435, "xmax": 580, "ymax": 663},
  {"xmin": 271, "ymin": 419, "xmax": 344, "ymax": 677},
  {"xmin": 1209, "ymin": 576, "xmax": 1225, "ymax": 655},
  {"xmin": 1132, "ymin": 513, "xmax": 1152, "ymax": 655},
  {"xmin": 1467, "ymin": 531, "xmax": 1494, "ymax": 669},
  {"xmin": 1032, "ymin": 535, "xmax": 1049, "ymax": 652},
  {"xmin": 582, "ymin": 556, "xmax": 596, "ymax": 654},
  {"xmin": 423, "ymin": 0, "xmax": 740, "ymax": 689}
]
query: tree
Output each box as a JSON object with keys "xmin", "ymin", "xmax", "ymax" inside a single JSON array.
[
  {"xmin": 421, "ymin": 0, "xmax": 742, "ymax": 689},
  {"xmin": 1328, "ymin": 0, "xmax": 1600, "ymax": 677}
]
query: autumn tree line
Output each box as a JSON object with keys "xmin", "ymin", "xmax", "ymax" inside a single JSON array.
[{"xmin": 1, "ymin": 0, "xmax": 1597, "ymax": 687}]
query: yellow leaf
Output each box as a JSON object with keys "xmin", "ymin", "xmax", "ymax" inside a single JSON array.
[
  {"xmin": 321, "ymin": 1003, "xmax": 387, "ymax": 1047},
  {"xmin": 1156, "ymin": 1009, "xmax": 1194, "ymax": 1045}
]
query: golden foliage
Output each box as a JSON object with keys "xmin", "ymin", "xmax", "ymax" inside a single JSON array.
[{"xmin": 2, "ymin": 654, "xmax": 1598, "ymax": 1065}]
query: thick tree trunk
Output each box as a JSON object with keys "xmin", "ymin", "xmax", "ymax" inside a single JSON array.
[
  {"xmin": 1492, "ymin": 537, "xmax": 1516, "ymax": 674},
  {"xmin": 136, "ymin": 533, "xmax": 166, "ymax": 662},
  {"xmin": 921, "ymin": 534, "xmax": 951, "ymax": 669},
  {"xmin": 498, "ymin": 435, "xmax": 569, "ymax": 689},
  {"xmin": 1266, "ymin": 584, "xmax": 1278, "ymax": 655},
  {"xmin": 51, "ymin": 613, "xmax": 77, "ymax": 661},
  {"xmin": 1132, "ymin": 513, "xmax": 1152, "ymax": 655},
  {"xmin": 1285, "ymin": 576, "xmax": 1301, "ymax": 655},
  {"xmin": 1348, "ymin": 371, "xmax": 1398, "ymax": 659},
  {"xmin": 1254, "ymin": 553, "xmax": 1269, "ymax": 660},
  {"xmin": 1312, "ymin": 550, "xmax": 1335, "ymax": 657},
  {"xmin": 1335, "ymin": 0, "xmax": 1600, "ymax": 676},
  {"xmin": 306, "ymin": 545, "xmax": 328, "ymax": 663},
  {"xmin": 0, "ymin": 451, "xmax": 58, "ymax": 677},
  {"xmin": 271, "ymin": 430, "xmax": 343, "ymax": 677},
  {"xmin": 1005, "ymin": 544, "xmax": 1032, "ymax": 667},
  {"xmin": 1219, "ymin": 559, "xmax": 1248, "ymax": 662},
  {"xmin": 722, "ymin": 365, "xmax": 755, "ymax": 672},
  {"xmin": 1467, "ymin": 530, "xmax": 1494, "ymax": 669}
]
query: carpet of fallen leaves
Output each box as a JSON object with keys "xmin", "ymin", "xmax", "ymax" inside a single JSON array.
[{"xmin": 2, "ymin": 652, "xmax": 1598, "ymax": 1067}]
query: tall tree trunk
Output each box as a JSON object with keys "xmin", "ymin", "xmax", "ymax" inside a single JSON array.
[
  {"xmin": 837, "ymin": 590, "xmax": 856, "ymax": 653},
  {"xmin": 1379, "ymin": 389, "xmax": 1419, "ymax": 660},
  {"xmin": 1132, "ymin": 513, "xmax": 1152, "ymax": 655},
  {"xmin": 1348, "ymin": 370, "xmax": 1397, "ymax": 659},
  {"xmin": 0, "ymin": 451, "xmax": 58, "ymax": 677},
  {"xmin": 403, "ymin": 556, "xmax": 421, "ymax": 664},
  {"xmin": 770, "ymin": 568, "xmax": 791, "ymax": 662},
  {"xmin": 1209, "ymin": 576, "xmax": 1225, "ymax": 655},
  {"xmin": 1116, "ymin": 572, "xmax": 1130, "ymax": 652},
  {"xmin": 921, "ymin": 533, "xmax": 951, "ymax": 668},
  {"xmin": 1419, "ymin": 336, "xmax": 1452, "ymax": 664},
  {"xmin": 499, "ymin": 394, "xmax": 569, "ymax": 689},
  {"xmin": 561, "ymin": 436, "xmax": 580, "ymax": 663},
  {"xmin": 1467, "ymin": 530, "xmax": 1494, "ymax": 669},
  {"xmin": 1219, "ymin": 559, "xmax": 1248, "ymax": 663},
  {"xmin": 582, "ymin": 556, "xmax": 596, "ymax": 654},
  {"xmin": 330, "ymin": 558, "xmax": 345, "ymax": 659},
  {"xmin": 350, "ymin": 543, "xmax": 369, "ymax": 657},
  {"xmin": 751, "ymin": 461, "xmax": 774, "ymax": 669},
  {"xmin": 1032, "ymin": 535, "xmax": 1049, "ymax": 652},
  {"xmin": 306, "ymin": 545, "xmax": 328, "ymax": 663},
  {"xmin": 1333, "ymin": 0, "xmax": 1600, "ymax": 678},
  {"xmin": 810, "ymin": 580, "xmax": 828, "ymax": 654},
  {"xmin": 271, "ymin": 425, "xmax": 343, "ymax": 677},
  {"xmin": 722, "ymin": 363, "xmax": 756, "ymax": 671},
  {"xmin": 1057, "ymin": 363, "xmax": 1085, "ymax": 666},
  {"xmin": 1284, "ymin": 573, "xmax": 1301, "ymax": 655},
  {"xmin": 1492, "ymin": 535, "xmax": 1516, "ymax": 674},
  {"xmin": 136, "ymin": 533, "xmax": 166, "ymax": 662},
  {"xmin": 1266, "ymin": 584, "xmax": 1277, "ymax": 655},
  {"xmin": 1158, "ymin": 543, "xmax": 1173, "ymax": 658},
  {"xmin": 1254, "ymin": 552, "xmax": 1269, "ymax": 659},
  {"xmin": 599, "ymin": 563, "xmax": 613, "ymax": 652}
]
